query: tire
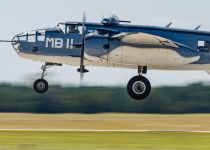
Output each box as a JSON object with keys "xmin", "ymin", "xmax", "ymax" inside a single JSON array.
[
  {"xmin": 33, "ymin": 79, "xmax": 49, "ymax": 94},
  {"xmin": 127, "ymin": 76, "xmax": 151, "ymax": 100}
]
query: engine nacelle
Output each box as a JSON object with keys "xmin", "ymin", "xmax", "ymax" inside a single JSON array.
[{"xmin": 85, "ymin": 33, "xmax": 120, "ymax": 57}]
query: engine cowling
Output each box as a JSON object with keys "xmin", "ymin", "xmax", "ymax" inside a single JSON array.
[{"xmin": 85, "ymin": 33, "xmax": 120, "ymax": 62}]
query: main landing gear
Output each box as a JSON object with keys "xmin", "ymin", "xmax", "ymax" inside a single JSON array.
[
  {"xmin": 127, "ymin": 66, "xmax": 151, "ymax": 100},
  {"xmin": 33, "ymin": 63, "xmax": 61, "ymax": 94}
]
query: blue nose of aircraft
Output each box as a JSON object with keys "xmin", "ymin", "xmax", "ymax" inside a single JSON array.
[{"xmin": 11, "ymin": 31, "xmax": 38, "ymax": 54}]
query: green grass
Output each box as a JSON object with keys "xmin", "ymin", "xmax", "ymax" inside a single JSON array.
[
  {"xmin": 0, "ymin": 131, "xmax": 210, "ymax": 150},
  {"xmin": 0, "ymin": 113, "xmax": 210, "ymax": 150}
]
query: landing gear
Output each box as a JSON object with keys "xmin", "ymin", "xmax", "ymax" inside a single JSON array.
[
  {"xmin": 127, "ymin": 66, "xmax": 151, "ymax": 100},
  {"xmin": 33, "ymin": 79, "xmax": 48, "ymax": 94},
  {"xmin": 33, "ymin": 63, "xmax": 61, "ymax": 94}
]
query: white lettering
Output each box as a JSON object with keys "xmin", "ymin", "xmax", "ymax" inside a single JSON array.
[
  {"xmin": 45, "ymin": 38, "xmax": 73, "ymax": 49},
  {"xmin": 66, "ymin": 39, "xmax": 70, "ymax": 49},
  {"xmin": 45, "ymin": 38, "xmax": 54, "ymax": 48},
  {"xmin": 70, "ymin": 39, "xmax": 74, "ymax": 49},
  {"xmin": 55, "ymin": 38, "xmax": 63, "ymax": 48}
]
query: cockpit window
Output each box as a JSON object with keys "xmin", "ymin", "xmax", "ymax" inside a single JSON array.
[
  {"xmin": 57, "ymin": 25, "xmax": 65, "ymax": 33},
  {"xmin": 56, "ymin": 28, "xmax": 64, "ymax": 33},
  {"xmin": 46, "ymin": 28, "xmax": 63, "ymax": 34},
  {"xmin": 67, "ymin": 25, "xmax": 80, "ymax": 34}
]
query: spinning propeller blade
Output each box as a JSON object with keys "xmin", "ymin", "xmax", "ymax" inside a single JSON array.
[
  {"xmin": 77, "ymin": 12, "xmax": 89, "ymax": 85},
  {"xmin": 0, "ymin": 40, "xmax": 13, "ymax": 43}
]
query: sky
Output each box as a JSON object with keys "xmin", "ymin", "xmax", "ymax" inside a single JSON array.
[{"xmin": 0, "ymin": 0, "xmax": 210, "ymax": 87}]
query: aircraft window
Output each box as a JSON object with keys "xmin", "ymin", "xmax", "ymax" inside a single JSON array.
[
  {"xmin": 56, "ymin": 28, "xmax": 64, "ymax": 33},
  {"xmin": 46, "ymin": 28, "xmax": 63, "ymax": 34},
  {"xmin": 18, "ymin": 36, "xmax": 27, "ymax": 41},
  {"xmin": 37, "ymin": 35, "xmax": 45, "ymax": 41},
  {"xmin": 28, "ymin": 35, "xmax": 35, "ymax": 42},
  {"xmin": 57, "ymin": 25, "xmax": 65, "ymax": 33},
  {"xmin": 67, "ymin": 25, "xmax": 80, "ymax": 34},
  {"xmin": 198, "ymin": 41, "xmax": 205, "ymax": 47},
  {"xmin": 198, "ymin": 41, "xmax": 210, "ymax": 52}
]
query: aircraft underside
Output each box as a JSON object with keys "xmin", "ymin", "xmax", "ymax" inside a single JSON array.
[{"xmin": 19, "ymin": 51, "xmax": 210, "ymax": 71}]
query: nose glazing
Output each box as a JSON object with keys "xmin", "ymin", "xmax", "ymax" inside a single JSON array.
[{"xmin": 12, "ymin": 34, "xmax": 22, "ymax": 54}]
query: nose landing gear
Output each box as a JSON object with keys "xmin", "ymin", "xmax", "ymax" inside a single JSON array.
[
  {"xmin": 33, "ymin": 78, "xmax": 48, "ymax": 94},
  {"xmin": 33, "ymin": 63, "xmax": 49, "ymax": 94},
  {"xmin": 33, "ymin": 63, "xmax": 62, "ymax": 94},
  {"xmin": 127, "ymin": 66, "xmax": 151, "ymax": 100}
]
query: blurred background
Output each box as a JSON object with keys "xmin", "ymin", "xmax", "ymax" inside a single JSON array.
[{"xmin": 0, "ymin": 83, "xmax": 210, "ymax": 114}]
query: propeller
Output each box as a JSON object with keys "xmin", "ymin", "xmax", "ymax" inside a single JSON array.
[
  {"xmin": 0, "ymin": 40, "xmax": 13, "ymax": 43},
  {"xmin": 0, "ymin": 39, "xmax": 19, "ymax": 46},
  {"xmin": 0, "ymin": 37, "xmax": 20, "ymax": 44},
  {"xmin": 77, "ymin": 12, "xmax": 89, "ymax": 84}
]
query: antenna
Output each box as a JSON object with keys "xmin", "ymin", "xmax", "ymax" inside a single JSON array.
[
  {"xmin": 166, "ymin": 22, "xmax": 173, "ymax": 28},
  {"xmin": 119, "ymin": 20, "xmax": 131, "ymax": 23},
  {"xmin": 194, "ymin": 25, "xmax": 202, "ymax": 31}
]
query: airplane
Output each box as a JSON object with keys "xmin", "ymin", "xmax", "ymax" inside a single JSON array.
[{"xmin": 1, "ymin": 14, "xmax": 210, "ymax": 101}]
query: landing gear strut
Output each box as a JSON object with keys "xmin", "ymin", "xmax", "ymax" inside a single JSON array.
[
  {"xmin": 33, "ymin": 63, "xmax": 61, "ymax": 94},
  {"xmin": 33, "ymin": 63, "xmax": 49, "ymax": 94},
  {"xmin": 127, "ymin": 66, "xmax": 151, "ymax": 100}
]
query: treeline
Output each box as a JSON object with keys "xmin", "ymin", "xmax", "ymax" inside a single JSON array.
[{"xmin": 0, "ymin": 83, "xmax": 210, "ymax": 114}]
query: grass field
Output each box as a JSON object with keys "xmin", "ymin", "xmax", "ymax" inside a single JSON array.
[
  {"xmin": 0, "ymin": 113, "xmax": 210, "ymax": 150},
  {"xmin": 1, "ymin": 131, "xmax": 210, "ymax": 150}
]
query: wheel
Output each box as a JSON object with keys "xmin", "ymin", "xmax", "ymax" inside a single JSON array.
[
  {"xmin": 127, "ymin": 76, "xmax": 151, "ymax": 100},
  {"xmin": 33, "ymin": 79, "xmax": 48, "ymax": 94}
]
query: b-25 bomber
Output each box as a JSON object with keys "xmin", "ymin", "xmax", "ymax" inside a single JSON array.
[{"xmin": 1, "ymin": 14, "xmax": 210, "ymax": 100}]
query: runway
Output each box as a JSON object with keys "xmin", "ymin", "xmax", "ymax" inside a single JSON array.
[
  {"xmin": 0, "ymin": 129, "xmax": 210, "ymax": 133},
  {"xmin": 0, "ymin": 113, "xmax": 210, "ymax": 133}
]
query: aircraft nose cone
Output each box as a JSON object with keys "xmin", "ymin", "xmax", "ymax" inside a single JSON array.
[{"xmin": 11, "ymin": 34, "xmax": 21, "ymax": 54}]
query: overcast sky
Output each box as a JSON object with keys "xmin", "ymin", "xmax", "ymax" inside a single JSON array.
[{"xmin": 0, "ymin": 0, "xmax": 210, "ymax": 87}]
